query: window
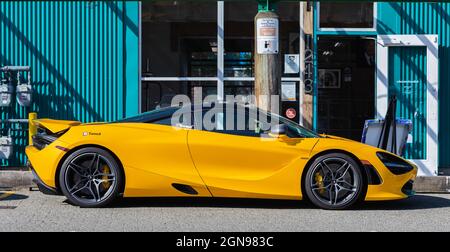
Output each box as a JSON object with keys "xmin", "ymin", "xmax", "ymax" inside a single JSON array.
[
  {"xmin": 142, "ymin": 1, "xmax": 217, "ymax": 77},
  {"xmin": 141, "ymin": 1, "xmax": 217, "ymax": 112},
  {"xmin": 140, "ymin": 1, "xmax": 305, "ymax": 126},
  {"xmin": 150, "ymin": 117, "xmax": 173, "ymax": 126},
  {"xmin": 120, "ymin": 103, "xmax": 319, "ymax": 138},
  {"xmin": 197, "ymin": 105, "xmax": 320, "ymax": 138},
  {"xmin": 318, "ymin": 2, "xmax": 376, "ymax": 30},
  {"xmin": 117, "ymin": 107, "xmax": 179, "ymax": 123}
]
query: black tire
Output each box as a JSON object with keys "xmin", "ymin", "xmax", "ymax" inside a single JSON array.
[
  {"xmin": 59, "ymin": 147, "xmax": 123, "ymax": 208},
  {"xmin": 304, "ymin": 153, "xmax": 365, "ymax": 210}
]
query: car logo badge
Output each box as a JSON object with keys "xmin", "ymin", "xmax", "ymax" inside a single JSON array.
[{"xmin": 82, "ymin": 132, "xmax": 88, "ymax": 136}]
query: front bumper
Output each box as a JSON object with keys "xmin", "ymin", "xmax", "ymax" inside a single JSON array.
[
  {"xmin": 365, "ymin": 165, "xmax": 418, "ymax": 201},
  {"xmin": 401, "ymin": 180, "xmax": 416, "ymax": 196}
]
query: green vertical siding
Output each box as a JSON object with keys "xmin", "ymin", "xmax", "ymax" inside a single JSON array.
[
  {"xmin": 388, "ymin": 46, "xmax": 427, "ymax": 160},
  {"xmin": 0, "ymin": 1, "xmax": 140, "ymax": 167},
  {"xmin": 378, "ymin": 2, "xmax": 450, "ymax": 170}
]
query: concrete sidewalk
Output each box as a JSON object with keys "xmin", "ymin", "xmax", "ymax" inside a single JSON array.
[{"xmin": 0, "ymin": 170, "xmax": 449, "ymax": 193}]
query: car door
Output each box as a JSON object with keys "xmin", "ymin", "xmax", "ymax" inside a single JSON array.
[
  {"xmin": 187, "ymin": 107, "xmax": 319, "ymax": 199},
  {"xmin": 113, "ymin": 112, "xmax": 211, "ymax": 197}
]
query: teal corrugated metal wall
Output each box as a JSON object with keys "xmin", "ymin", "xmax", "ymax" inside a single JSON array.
[
  {"xmin": 0, "ymin": 1, "xmax": 140, "ymax": 167},
  {"xmin": 378, "ymin": 2, "xmax": 450, "ymax": 170}
]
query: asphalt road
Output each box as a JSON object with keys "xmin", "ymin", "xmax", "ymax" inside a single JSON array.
[{"xmin": 0, "ymin": 190, "xmax": 449, "ymax": 232}]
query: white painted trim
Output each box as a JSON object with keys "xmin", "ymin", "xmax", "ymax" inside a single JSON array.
[
  {"xmin": 299, "ymin": 1, "xmax": 305, "ymax": 126},
  {"xmin": 141, "ymin": 77, "xmax": 218, "ymax": 82},
  {"xmin": 377, "ymin": 34, "xmax": 439, "ymax": 176},
  {"xmin": 316, "ymin": 2, "xmax": 377, "ymax": 32},
  {"xmin": 225, "ymin": 77, "xmax": 255, "ymax": 82},
  {"xmin": 141, "ymin": 77, "xmax": 303, "ymax": 82},
  {"xmin": 217, "ymin": 1, "xmax": 225, "ymax": 102},
  {"xmin": 138, "ymin": 2, "xmax": 142, "ymax": 114}
]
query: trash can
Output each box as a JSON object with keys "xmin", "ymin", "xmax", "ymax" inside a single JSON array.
[{"xmin": 361, "ymin": 119, "xmax": 412, "ymax": 156}]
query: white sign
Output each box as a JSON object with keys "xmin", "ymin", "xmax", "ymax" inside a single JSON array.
[
  {"xmin": 257, "ymin": 18, "xmax": 279, "ymax": 55},
  {"xmin": 284, "ymin": 54, "xmax": 300, "ymax": 74},
  {"xmin": 281, "ymin": 82, "xmax": 296, "ymax": 101}
]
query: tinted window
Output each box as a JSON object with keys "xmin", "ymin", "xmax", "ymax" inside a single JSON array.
[
  {"xmin": 150, "ymin": 116, "xmax": 173, "ymax": 126},
  {"xmin": 198, "ymin": 105, "xmax": 320, "ymax": 138},
  {"xmin": 116, "ymin": 106, "xmax": 179, "ymax": 123},
  {"xmin": 118, "ymin": 104, "xmax": 320, "ymax": 139},
  {"xmin": 204, "ymin": 107, "xmax": 261, "ymax": 137},
  {"xmin": 320, "ymin": 3, "xmax": 374, "ymax": 28}
]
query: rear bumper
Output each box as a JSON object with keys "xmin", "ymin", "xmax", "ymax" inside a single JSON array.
[
  {"xmin": 28, "ymin": 162, "xmax": 60, "ymax": 196},
  {"xmin": 25, "ymin": 144, "xmax": 66, "ymax": 189}
]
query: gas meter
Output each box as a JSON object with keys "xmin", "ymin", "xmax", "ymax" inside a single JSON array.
[
  {"xmin": 0, "ymin": 78, "xmax": 13, "ymax": 107},
  {"xmin": 16, "ymin": 71, "xmax": 32, "ymax": 107},
  {"xmin": 0, "ymin": 136, "xmax": 13, "ymax": 160},
  {"xmin": 16, "ymin": 83, "xmax": 32, "ymax": 107}
]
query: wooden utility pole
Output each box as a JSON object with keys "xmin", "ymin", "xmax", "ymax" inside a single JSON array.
[{"xmin": 254, "ymin": 6, "xmax": 281, "ymax": 114}]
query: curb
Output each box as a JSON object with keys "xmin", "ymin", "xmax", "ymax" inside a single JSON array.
[
  {"xmin": 413, "ymin": 176, "xmax": 450, "ymax": 193},
  {"xmin": 1, "ymin": 171, "xmax": 450, "ymax": 193},
  {"xmin": 0, "ymin": 170, "xmax": 35, "ymax": 189}
]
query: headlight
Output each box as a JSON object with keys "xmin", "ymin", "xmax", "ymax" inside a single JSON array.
[{"xmin": 377, "ymin": 152, "xmax": 414, "ymax": 175}]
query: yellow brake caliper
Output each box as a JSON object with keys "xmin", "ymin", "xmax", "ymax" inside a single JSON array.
[
  {"xmin": 102, "ymin": 165, "xmax": 111, "ymax": 189},
  {"xmin": 315, "ymin": 172, "xmax": 326, "ymax": 195}
]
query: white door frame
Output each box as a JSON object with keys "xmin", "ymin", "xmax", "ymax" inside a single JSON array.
[{"xmin": 377, "ymin": 34, "xmax": 439, "ymax": 176}]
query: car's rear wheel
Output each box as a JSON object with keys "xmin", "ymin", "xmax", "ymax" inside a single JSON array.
[
  {"xmin": 59, "ymin": 147, "xmax": 123, "ymax": 208},
  {"xmin": 304, "ymin": 153, "xmax": 365, "ymax": 210}
]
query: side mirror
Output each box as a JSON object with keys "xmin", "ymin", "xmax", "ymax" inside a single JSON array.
[{"xmin": 271, "ymin": 124, "xmax": 287, "ymax": 136}]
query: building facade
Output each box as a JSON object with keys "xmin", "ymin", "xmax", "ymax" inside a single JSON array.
[{"xmin": 0, "ymin": 1, "xmax": 448, "ymax": 176}]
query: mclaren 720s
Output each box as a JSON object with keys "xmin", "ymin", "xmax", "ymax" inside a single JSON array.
[{"xmin": 26, "ymin": 104, "xmax": 418, "ymax": 210}]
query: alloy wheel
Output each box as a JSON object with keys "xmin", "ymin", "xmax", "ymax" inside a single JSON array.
[
  {"xmin": 64, "ymin": 153, "xmax": 117, "ymax": 203},
  {"xmin": 309, "ymin": 157, "xmax": 360, "ymax": 207}
]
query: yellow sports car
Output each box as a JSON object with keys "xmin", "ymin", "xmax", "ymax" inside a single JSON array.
[{"xmin": 26, "ymin": 104, "xmax": 418, "ymax": 210}]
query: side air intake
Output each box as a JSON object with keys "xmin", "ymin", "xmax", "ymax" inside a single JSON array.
[{"xmin": 172, "ymin": 183, "xmax": 198, "ymax": 195}]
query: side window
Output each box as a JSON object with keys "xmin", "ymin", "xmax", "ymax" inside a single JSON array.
[
  {"xmin": 149, "ymin": 116, "xmax": 173, "ymax": 126},
  {"xmin": 198, "ymin": 107, "xmax": 260, "ymax": 137},
  {"xmin": 149, "ymin": 112, "xmax": 193, "ymax": 127}
]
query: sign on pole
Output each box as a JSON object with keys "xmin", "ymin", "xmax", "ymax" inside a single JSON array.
[{"xmin": 256, "ymin": 18, "xmax": 279, "ymax": 55}]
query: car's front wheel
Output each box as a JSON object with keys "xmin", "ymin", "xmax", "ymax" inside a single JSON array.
[
  {"xmin": 304, "ymin": 153, "xmax": 365, "ymax": 210},
  {"xmin": 59, "ymin": 147, "xmax": 123, "ymax": 208}
]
